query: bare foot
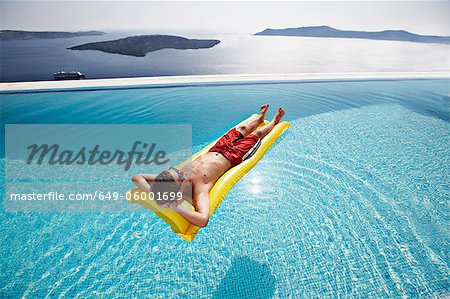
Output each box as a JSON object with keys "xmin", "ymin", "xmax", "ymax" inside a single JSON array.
[
  {"xmin": 259, "ymin": 104, "xmax": 269, "ymax": 121},
  {"xmin": 273, "ymin": 107, "xmax": 285, "ymax": 124}
]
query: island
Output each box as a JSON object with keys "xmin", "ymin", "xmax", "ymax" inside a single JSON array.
[
  {"xmin": 254, "ymin": 26, "xmax": 450, "ymax": 45},
  {"xmin": 67, "ymin": 35, "xmax": 221, "ymax": 57},
  {"xmin": 0, "ymin": 30, "xmax": 105, "ymax": 41}
]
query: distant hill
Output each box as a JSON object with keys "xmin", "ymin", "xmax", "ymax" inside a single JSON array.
[
  {"xmin": 68, "ymin": 35, "xmax": 221, "ymax": 57},
  {"xmin": 0, "ymin": 30, "xmax": 105, "ymax": 41},
  {"xmin": 254, "ymin": 26, "xmax": 450, "ymax": 45}
]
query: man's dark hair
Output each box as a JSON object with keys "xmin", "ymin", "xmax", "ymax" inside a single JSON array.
[{"xmin": 151, "ymin": 170, "xmax": 179, "ymax": 206}]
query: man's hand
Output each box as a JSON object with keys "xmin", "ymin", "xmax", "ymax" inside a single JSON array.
[{"xmin": 131, "ymin": 174, "xmax": 156, "ymax": 191}]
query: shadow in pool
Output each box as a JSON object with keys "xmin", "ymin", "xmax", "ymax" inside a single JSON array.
[{"xmin": 213, "ymin": 256, "xmax": 276, "ymax": 299}]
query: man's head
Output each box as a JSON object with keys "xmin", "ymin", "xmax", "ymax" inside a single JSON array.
[{"xmin": 151, "ymin": 167, "xmax": 187, "ymax": 206}]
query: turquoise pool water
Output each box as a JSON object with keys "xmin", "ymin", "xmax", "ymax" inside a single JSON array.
[{"xmin": 0, "ymin": 79, "xmax": 449, "ymax": 298}]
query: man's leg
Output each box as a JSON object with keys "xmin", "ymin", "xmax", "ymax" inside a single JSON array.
[
  {"xmin": 251, "ymin": 107, "xmax": 285, "ymax": 138},
  {"xmin": 236, "ymin": 104, "xmax": 269, "ymax": 136}
]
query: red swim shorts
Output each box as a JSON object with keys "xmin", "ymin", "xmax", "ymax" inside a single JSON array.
[{"xmin": 209, "ymin": 128, "xmax": 261, "ymax": 167}]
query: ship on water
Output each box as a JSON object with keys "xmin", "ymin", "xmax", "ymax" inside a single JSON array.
[{"xmin": 53, "ymin": 71, "xmax": 85, "ymax": 80}]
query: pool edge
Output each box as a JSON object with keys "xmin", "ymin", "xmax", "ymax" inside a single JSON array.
[{"xmin": 0, "ymin": 72, "xmax": 448, "ymax": 92}]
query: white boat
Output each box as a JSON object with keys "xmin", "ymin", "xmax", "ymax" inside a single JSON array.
[{"xmin": 53, "ymin": 71, "xmax": 85, "ymax": 80}]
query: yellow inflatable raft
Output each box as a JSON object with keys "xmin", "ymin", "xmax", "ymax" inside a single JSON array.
[{"xmin": 128, "ymin": 114, "xmax": 290, "ymax": 242}]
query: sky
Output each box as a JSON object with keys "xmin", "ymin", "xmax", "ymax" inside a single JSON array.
[{"xmin": 0, "ymin": 1, "xmax": 449, "ymax": 36}]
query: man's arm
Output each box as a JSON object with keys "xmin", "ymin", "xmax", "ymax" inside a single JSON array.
[
  {"xmin": 171, "ymin": 190, "xmax": 210, "ymax": 227},
  {"xmin": 131, "ymin": 174, "xmax": 156, "ymax": 191}
]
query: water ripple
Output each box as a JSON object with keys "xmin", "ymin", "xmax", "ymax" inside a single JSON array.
[{"xmin": 0, "ymin": 104, "xmax": 449, "ymax": 298}]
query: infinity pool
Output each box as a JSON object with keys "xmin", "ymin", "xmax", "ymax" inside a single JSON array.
[{"xmin": 0, "ymin": 78, "xmax": 449, "ymax": 298}]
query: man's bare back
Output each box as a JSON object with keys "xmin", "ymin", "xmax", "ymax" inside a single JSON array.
[{"xmin": 132, "ymin": 104, "xmax": 285, "ymax": 227}]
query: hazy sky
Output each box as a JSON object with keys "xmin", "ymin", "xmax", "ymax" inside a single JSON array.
[{"xmin": 1, "ymin": 1, "xmax": 448, "ymax": 36}]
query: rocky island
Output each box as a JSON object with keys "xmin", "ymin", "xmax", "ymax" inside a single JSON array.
[
  {"xmin": 255, "ymin": 26, "xmax": 450, "ymax": 45},
  {"xmin": 68, "ymin": 35, "xmax": 221, "ymax": 57},
  {"xmin": 0, "ymin": 30, "xmax": 105, "ymax": 41}
]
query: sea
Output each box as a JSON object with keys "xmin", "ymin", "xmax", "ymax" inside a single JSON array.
[{"xmin": 0, "ymin": 29, "xmax": 449, "ymax": 82}]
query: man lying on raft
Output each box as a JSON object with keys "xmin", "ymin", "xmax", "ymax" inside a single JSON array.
[{"xmin": 131, "ymin": 105, "xmax": 285, "ymax": 227}]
